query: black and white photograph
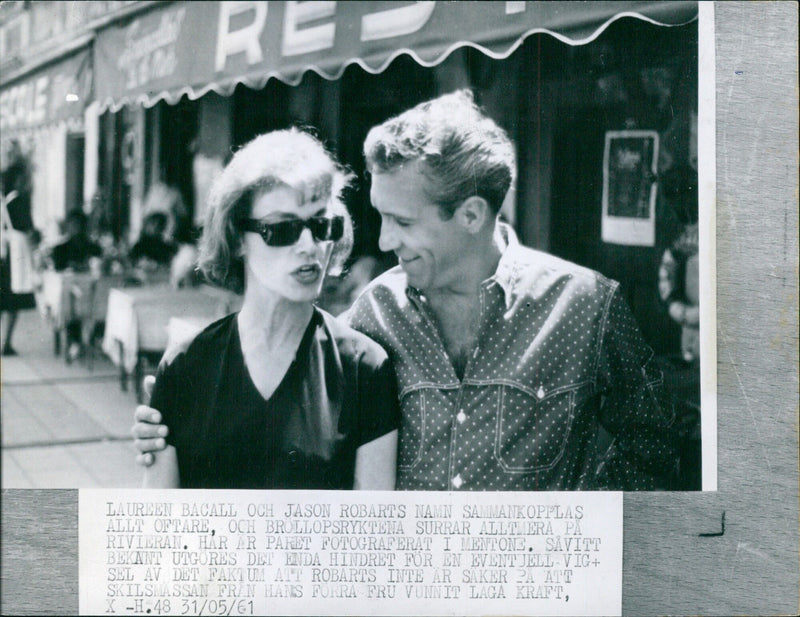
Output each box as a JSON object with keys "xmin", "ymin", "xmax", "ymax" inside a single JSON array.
[{"xmin": 1, "ymin": 2, "xmax": 797, "ymax": 616}]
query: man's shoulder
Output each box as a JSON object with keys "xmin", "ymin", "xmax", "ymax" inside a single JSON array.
[
  {"xmin": 359, "ymin": 265, "xmax": 407, "ymax": 296},
  {"xmin": 348, "ymin": 265, "xmax": 409, "ymax": 313},
  {"xmin": 316, "ymin": 308, "xmax": 390, "ymax": 368},
  {"xmin": 342, "ymin": 265, "xmax": 411, "ymax": 338},
  {"xmin": 507, "ymin": 245, "xmax": 618, "ymax": 300}
]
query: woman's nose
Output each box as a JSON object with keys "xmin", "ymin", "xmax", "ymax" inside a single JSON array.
[{"xmin": 295, "ymin": 226, "xmax": 317, "ymax": 253}]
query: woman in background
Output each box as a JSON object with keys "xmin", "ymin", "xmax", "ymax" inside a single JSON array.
[
  {"xmin": 1, "ymin": 140, "xmax": 38, "ymax": 356},
  {"xmin": 128, "ymin": 211, "xmax": 176, "ymax": 269},
  {"xmin": 141, "ymin": 129, "xmax": 398, "ymax": 490},
  {"xmin": 51, "ymin": 209, "xmax": 102, "ymax": 272}
]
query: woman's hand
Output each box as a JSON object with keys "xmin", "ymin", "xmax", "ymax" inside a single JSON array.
[{"xmin": 132, "ymin": 375, "xmax": 170, "ymax": 467}]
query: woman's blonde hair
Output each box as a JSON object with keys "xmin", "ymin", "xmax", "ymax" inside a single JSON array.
[{"xmin": 197, "ymin": 129, "xmax": 353, "ymax": 292}]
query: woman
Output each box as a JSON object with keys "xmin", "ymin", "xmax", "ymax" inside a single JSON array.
[
  {"xmin": 50, "ymin": 209, "xmax": 103, "ymax": 361},
  {"xmin": 51, "ymin": 209, "xmax": 103, "ymax": 272},
  {"xmin": 128, "ymin": 211, "xmax": 177, "ymax": 268},
  {"xmin": 1, "ymin": 140, "xmax": 38, "ymax": 356},
  {"xmin": 142, "ymin": 129, "xmax": 398, "ymax": 490}
]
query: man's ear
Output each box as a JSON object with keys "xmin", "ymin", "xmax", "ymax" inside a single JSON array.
[{"xmin": 455, "ymin": 196, "xmax": 491, "ymax": 233}]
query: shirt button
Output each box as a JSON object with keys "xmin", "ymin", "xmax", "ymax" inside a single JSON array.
[
  {"xmin": 451, "ymin": 474, "xmax": 463, "ymax": 489},
  {"xmin": 456, "ymin": 411, "xmax": 467, "ymax": 424},
  {"xmin": 537, "ymin": 386, "xmax": 545, "ymax": 399}
]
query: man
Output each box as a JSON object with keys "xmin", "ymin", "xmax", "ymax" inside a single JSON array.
[{"xmin": 134, "ymin": 90, "xmax": 682, "ymax": 490}]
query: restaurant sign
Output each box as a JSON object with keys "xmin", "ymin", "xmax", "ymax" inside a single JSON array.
[
  {"xmin": 93, "ymin": 1, "xmax": 697, "ymax": 111},
  {"xmin": 0, "ymin": 47, "xmax": 92, "ymax": 134}
]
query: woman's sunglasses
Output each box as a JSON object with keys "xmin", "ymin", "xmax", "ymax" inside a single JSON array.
[{"xmin": 240, "ymin": 216, "xmax": 344, "ymax": 247}]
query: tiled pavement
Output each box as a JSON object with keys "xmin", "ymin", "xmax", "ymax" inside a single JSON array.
[{"xmin": 2, "ymin": 309, "xmax": 142, "ymax": 488}]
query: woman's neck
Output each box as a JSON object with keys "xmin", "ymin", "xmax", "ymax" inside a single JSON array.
[{"xmin": 237, "ymin": 285, "xmax": 314, "ymax": 351}]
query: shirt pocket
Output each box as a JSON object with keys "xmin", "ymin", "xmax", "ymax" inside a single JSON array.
[
  {"xmin": 397, "ymin": 389, "xmax": 425, "ymax": 471},
  {"xmin": 494, "ymin": 383, "xmax": 582, "ymax": 473}
]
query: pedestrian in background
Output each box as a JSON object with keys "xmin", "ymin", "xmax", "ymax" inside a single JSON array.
[{"xmin": 1, "ymin": 140, "xmax": 39, "ymax": 356}]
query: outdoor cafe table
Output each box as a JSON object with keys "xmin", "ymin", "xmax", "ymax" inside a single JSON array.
[
  {"xmin": 165, "ymin": 315, "xmax": 218, "ymax": 351},
  {"xmin": 101, "ymin": 284, "xmax": 240, "ymax": 400}
]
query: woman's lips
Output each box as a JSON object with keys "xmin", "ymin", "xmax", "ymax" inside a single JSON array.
[{"xmin": 291, "ymin": 264, "xmax": 321, "ymax": 284}]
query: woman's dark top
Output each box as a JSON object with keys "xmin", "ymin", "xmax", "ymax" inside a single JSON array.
[
  {"xmin": 149, "ymin": 309, "xmax": 400, "ymax": 489},
  {"xmin": 2, "ymin": 160, "xmax": 33, "ymax": 231}
]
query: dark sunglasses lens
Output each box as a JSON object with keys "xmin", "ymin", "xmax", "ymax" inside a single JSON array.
[
  {"xmin": 307, "ymin": 217, "xmax": 330, "ymax": 241},
  {"xmin": 248, "ymin": 216, "xmax": 344, "ymax": 246},
  {"xmin": 266, "ymin": 220, "xmax": 304, "ymax": 246},
  {"xmin": 329, "ymin": 216, "xmax": 344, "ymax": 241},
  {"xmin": 307, "ymin": 216, "xmax": 344, "ymax": 242}
]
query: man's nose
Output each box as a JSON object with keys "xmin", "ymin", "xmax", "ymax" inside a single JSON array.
[{"xmin": 378, "ymin": 220, "xmax": 399, "ymax": 253}]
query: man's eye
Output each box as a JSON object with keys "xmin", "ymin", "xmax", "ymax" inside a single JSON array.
[{"xmin": 396, "ymin": 219, "xmax": 411, "ymax": 228}]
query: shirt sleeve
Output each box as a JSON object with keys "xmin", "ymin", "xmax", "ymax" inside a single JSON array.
[
  {"xmin": 355, "ymin": 348, "xmax": 400, "ymax": 448},
  {"xmin": 595, "ymin": 286, "xmax": 680, "ymax": 489}
]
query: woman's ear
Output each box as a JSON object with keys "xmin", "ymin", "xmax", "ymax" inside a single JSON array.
[
  {"xmin": 235, "ymin": 236, "xmax": 247, "ymax": 257},
  {"xmin": 455, "ymin": 196, "xmax": 491, "ymax": 234}
]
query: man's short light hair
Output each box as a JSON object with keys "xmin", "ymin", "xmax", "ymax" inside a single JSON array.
[{"xmin": 363, "ymin": 89, "xmax": 516, "ymax": 219}]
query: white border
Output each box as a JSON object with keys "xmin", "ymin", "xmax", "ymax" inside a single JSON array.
[{"xmin": 698, "ymin": 1, "xmax": 717, "ymax": 491}]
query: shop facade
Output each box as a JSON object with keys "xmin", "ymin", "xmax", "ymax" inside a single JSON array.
[
  {"xmin": 2, "ymin": 1, "xmax": 699, "ymax": 355},
  {"xmin": 0, "ymin": 43, "xmax": 92, "ymax": 239}
]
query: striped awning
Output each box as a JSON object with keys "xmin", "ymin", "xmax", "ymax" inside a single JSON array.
[{"xmin": 92, "ymin": 1, "xmax": 698, "ymax": 112}]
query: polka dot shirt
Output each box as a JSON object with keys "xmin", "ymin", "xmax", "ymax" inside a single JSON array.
[{"xmin": 345, "ymin": 225, "xmax": 678, "ymax": 491}]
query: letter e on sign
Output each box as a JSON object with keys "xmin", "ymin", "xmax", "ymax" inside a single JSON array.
[{"xmin": 282, "ymin": 1, "xmax": 336, "ymax": 57}]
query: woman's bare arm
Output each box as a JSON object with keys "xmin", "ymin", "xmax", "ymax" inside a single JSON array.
[
  {"xmin": 142, "ymin": 444, "xmax": 180, "ymax": 488},
  {"xmin": 353, "ymin": 429, "xmax": 398, "ymax": 490}
]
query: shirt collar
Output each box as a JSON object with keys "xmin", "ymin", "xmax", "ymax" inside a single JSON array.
[{"xmin": 490, "ymin": 222, "xmax": 526, "ymax": 311}]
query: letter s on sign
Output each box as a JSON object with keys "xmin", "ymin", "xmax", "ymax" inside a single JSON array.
[
  {"xmin": 215, "ymin": 1, "xmax": 268, "ymax": 72},
  {"xmin": 361, "ymin": 1, "xmax": 435, "ymax": 42}
]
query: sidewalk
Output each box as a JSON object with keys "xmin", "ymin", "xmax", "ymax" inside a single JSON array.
[{"xmin": 2, "ymin": 309, "xmax": 142, "ymax": 488}]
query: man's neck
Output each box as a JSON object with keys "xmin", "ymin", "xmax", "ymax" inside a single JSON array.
[
  {"xmin": 419, "ymin": 228, "xmax": 504, "ymax": 380},
  {"xmin": 424, "ymin": 227, "xmax": 504, "ymax": 305}
]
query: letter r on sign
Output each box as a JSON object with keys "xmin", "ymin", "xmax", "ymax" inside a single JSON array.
[{"xmin": 215, "ymin": 1, "xmax": 268, "ymax": 71}]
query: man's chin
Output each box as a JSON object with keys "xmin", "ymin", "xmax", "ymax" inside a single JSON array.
[
  {"xmin": 399, "ymin": 258, "xmax": 430, "ymax": 286},
  {"xmin": 404, "ymin": 272, "xmax": 430, "ymax": 292}
]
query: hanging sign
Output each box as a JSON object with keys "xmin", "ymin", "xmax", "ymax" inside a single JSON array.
[{"xmin": 601, "ymin": 130, "xmax": 659, "ymax": 247}]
